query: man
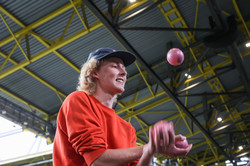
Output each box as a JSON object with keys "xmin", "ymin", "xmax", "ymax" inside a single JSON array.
[{"xmin": 53, "ymin": 48, "xmax": 192, "ymax": 166}]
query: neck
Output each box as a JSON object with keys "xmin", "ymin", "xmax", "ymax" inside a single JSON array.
[{"xmin": 93, "ymin": 90, "xmax": 115, "ymax": 108}]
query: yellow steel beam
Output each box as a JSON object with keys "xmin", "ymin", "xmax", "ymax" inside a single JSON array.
[
  {"xmin": 192, "ymin": 0, "xmax": 202, "ymax": 37},
  {"xmin": 204, "ymin": 60, "xmax": 250, "ymax": 144},
  {"xmin": 201, "ymin": 147, "xmax": 209, "ymax": 163},
  {"xmin": 0, "ymin": 0, "xmax": 149, "ymax": 47},
  {"xmin": 122, "ymin": 82, "xmax": 243, "ymax": 123},
  {"xmin": 157, "ymin": 0, "xmax": 195, "ymax": 46},
  {"xmin": 0, "ymin": 2, "xmax": 78, "ymax": 46},
  {"xmin": 157, "ymin": 0, "xmax": 248, "ymax": 139},
  {"xmin": 175, "ymin": 104, "xmax": 193, "ymax": 134},
  {"xmin": 158, "ymin": 0, "xmax": 249, "ymax": 146},
  {"xmin": 0, "ymin": 0, "xmax": 155, "ymax": 80},
  {"xmin": 32, "ymin": 33, "xmax": 81, "ymax": 73},
  {"xmin": 134, "ymin": 61, "xmax": 154, "ymax": 96},
  {"xmin": 58, "ymin": 10, "xmax": 76, "ymax": 40},
  {"xmin": 134, "ymin": 107, "xmax": 250, "ymax": 160},
  {"xmin": 0, "ymin": 37, "xmax": 23, "ymax": 71},
  {"xmin": 120, "ymin": 0, "xmax": 149, "ymax": 15},
  {"xmin": 116, "ymin": 52, "xmax": 245, "ymax": 117},
  {"xmin": 0, "ymin": 13, "xmax": 29, "ymax": 61},
  {"xmin": 0, "ymin": 51, "xmax": 67, "ymax": 99},
  {"xmin": 117, "ymin": 90, "xmax": 166, "ymax": 114},
  {"xmin": 122, "ymin": 95, "xmax": 172, "ymax": 119},
  {"xmin": 0, "ymin": 5, "xmax": 79, "ymax": 108},
  {"xmin": 134, "ymin": 86, "xmax": 247, "ymax": 137},
  {"xmin": 175, "ymin": 116, "xmax": 183, "ymax": 134},
  {"xmin": 70, "ymin": 0, "xmax": 89, "ymax": 30},
  {"xmin": 207, "ymin": 138, "xmax": 219, "ymax": 162},
  {"xmin": 134, "ymin": 116, "xmax": 149, "ymax": 139},
  {"xmin": 1, "ymin": 6, "xmax": 81, "ymax": 74},
  {"xmin": 127, "ymin": 49, "xmax": 249, "ymax": 87},
  {"xmin": 201, "ymin": 155, "xmax": 225, "ymax": 166},
  {"xmin": 141, "ymin": 110, "xmax": 177, "ymax": 114},
  {"xmin": 0, "ymin": 21, "xmax": 102, "ymax": 79},
  {"xmin": 232, "ymin": 0, "xmax": 250, "ymax": 37}
]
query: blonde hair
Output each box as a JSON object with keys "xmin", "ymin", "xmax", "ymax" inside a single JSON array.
[
  {"xmin": 77, "ymin": 56, "xmax": 118, "ymax": 103},
  {"xmin": 76, "ymin": 57, "xmax": 102, "ymax": 95}
]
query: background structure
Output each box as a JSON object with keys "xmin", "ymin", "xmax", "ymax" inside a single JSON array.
[{"xmin": 0, "ymin": 0, "xmax": 250, "ymax": 165}]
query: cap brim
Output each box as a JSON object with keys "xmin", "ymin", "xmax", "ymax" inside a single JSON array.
[{"xmin": 102, "ymin": 51, "xmax": 136, "ymax": 67}]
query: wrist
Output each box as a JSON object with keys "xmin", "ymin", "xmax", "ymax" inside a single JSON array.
[{"xmin": 143, "ymin": 144, "xmax": 155, "ymax": 157}]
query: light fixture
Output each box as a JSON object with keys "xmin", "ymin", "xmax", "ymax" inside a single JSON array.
[
  {"xmin": 245, "ymin": 42, "xmax": 250, "ymax": 47},
  {"xmin": 128, "ymin": 0, "xmax": 136, "ymax": 3},
  {"xmin": 1, "ymin": 110, "xmax": 6, "ymax": 114},
  {"xmin": 238, "ymin": 145, "xmax": 243, "ymax": 150},
  {"xmin": 187, "ymin": 75, "xmax": 191, "ymax": 79},
  {"xmin": 184, "ymin": 73, "xmax": 188, "ymax": 77},
  {"xmin": 240, "ymin": 157, "xmax": 249, "ymax": 161},
  {"xmin": 23, "ymin": 121, "xmax": 28, "ymax": 125},
  {"xmin": 213, "ymin": 124, "xmax": 230, "ymax": 132},
  {"xmin": 226, "ymin": 164, "xmax": 233, "ymax": 166},
  {"xmin": 217, "ymin": 117, "xmax": 222, "ymax": 122},
  {"xmin": 237, "ymin": 152, "xmax": 250, "ymax": 158},
  {"xmin": 237, "ymin": 161, "xmax": 247, "ymax": 165}
]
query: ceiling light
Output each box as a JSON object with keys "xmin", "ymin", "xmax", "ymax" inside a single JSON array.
[
  {"xmin": 217, "ymin": 117, "xmax": 222, "ymax": 122},
  {"xmin": 213, "ymin": 124, "xmax": 230, "ymax": 132},
  {"xmin": 2, "ymin": 110, "xmax": 6, "ymax": 114},
  {"xmin": 23, "ymin": 121, "xmax": 28, "ymax": 125},
  {"xmin": 184, "ymin": 73, "xmax": 188, "ymax": 77},
  {"xmin": 246, "ymin": 42, "xmax": 250, "ymax": 47},
  {"xmin": 237, "ymin": 152, "xmax": 250, "ymax": 158},
  {"xmin": 240, "ymin": 157, "xmax": 249, "ymax": 161},
  {"xmin": 237, "ymin": 161, "xmax": 247, "ymax": 165},
  {"xmin": 187, "ymin": 75, "xmax": 191, "ymax": 79},
  {"xmin": 238, "ymin": 145, "xmax": 243, "ymax": 150},
  {"xmin": 226, "ymin": 164, "xmax": 233, "ymax": 166},
  {"xmin": 129, "ymin": 0, "xmax": 136, "ymax": 3}
]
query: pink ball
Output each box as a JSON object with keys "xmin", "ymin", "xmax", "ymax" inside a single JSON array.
[
  {"xmin": 166, "ymin": 48, "xmax": 184, "ymax": 66},
  {"xmin": 175, "ymin": 139, "xmax": 188, "ymax": 148}
]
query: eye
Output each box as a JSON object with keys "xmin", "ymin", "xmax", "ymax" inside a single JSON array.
[{"xmin": 112, "ymin": 65, "xmax": 118, "ymax": 68}]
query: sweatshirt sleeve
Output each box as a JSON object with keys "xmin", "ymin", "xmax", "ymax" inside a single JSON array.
[
  {"xmin": 129, "ymin": 125, "xmax": 140, "ymax": 165},
  {"xmin": 59, "ymin": 91, "xmax": 107, "ymax": 165}
]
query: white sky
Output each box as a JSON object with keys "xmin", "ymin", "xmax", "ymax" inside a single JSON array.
[{"xmin": 0, "ymin": 116, "xmax": 53, "ymax": 161}]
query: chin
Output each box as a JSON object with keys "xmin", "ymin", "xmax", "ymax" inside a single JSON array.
[{"xmin": 114, "ymin": 88, "xmax": 124, "ymax": 94}]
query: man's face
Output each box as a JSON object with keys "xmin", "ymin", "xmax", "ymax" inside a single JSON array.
[{"xmin": 94, "ymin": 57, "xmax": 127, "ymax": 95}]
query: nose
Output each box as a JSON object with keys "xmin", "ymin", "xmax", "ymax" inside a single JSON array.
[{"xmin": 119, "ymin": 66, "xmax": 127, "ymax": 76}]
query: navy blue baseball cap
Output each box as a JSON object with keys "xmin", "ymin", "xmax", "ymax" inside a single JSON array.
[{"xmin": 87, "ymin": 48, "xmax": 136, "ymax": 67}]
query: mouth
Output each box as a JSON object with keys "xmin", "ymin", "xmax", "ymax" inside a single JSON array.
[{"xmin": 116, "ymin": 78, "xmax": 124, "ymax": 83}]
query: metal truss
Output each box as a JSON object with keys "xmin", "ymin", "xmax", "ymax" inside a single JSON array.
[
  {"xmin": 0, "ymin": 96, "xmax": 55, "ymax": 142},
  {"xmin": 0, "ymin": 0, "xmax": 249, "ymax": 165}
]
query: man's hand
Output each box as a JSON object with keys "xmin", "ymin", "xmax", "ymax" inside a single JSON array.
[{"xmin": 147, "ymin": 120, "xmax": 192, "ymax": 157}]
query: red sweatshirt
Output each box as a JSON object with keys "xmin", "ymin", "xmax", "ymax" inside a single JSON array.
[{"xmin": 53, "ymin": 91, "xmax": 139, "ymax": 166}]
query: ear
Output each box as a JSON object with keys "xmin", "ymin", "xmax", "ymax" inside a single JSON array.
[{"xmin": 92, "ymin": 70, "xmax": 99, "ymax": 79}]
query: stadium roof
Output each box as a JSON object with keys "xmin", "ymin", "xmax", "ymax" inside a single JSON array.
[{"xmin": 0, "ymin": 0, "xmax": 250, "ymax": 165}]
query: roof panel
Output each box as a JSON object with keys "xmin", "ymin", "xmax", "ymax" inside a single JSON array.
[
  {"xmin": 0, "ymin": 0, "xmax": 249, "ymax": 164},
  {"xmin": 0, "ymin": 0, "xmax": 69, "ymax": 25}
]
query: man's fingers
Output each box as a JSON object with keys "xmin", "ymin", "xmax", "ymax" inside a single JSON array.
[
  {"xmin": 162, "ymin": 121, "xmax": 169, "ymax": 147},
  {"xmin": 175, "ymin": 134, "xmax": 186, "ymax": 141},
  {"xmin": 168, "ymin": 122, "xmax": 175, "ymax": 145},
  {"xmin": 154, "ymin": 125, "xmax": 161, "ymax": 152},
  {"xmin": 174, "ymin": 144, "xmax": 193, "ymax": 156}
]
